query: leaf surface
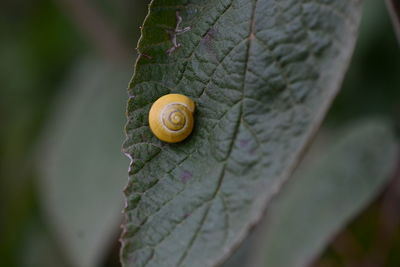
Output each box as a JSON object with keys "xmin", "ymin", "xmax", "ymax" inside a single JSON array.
[{"xmin": 122, "ymin": 1, "xmax": 363, "ymax": 266}]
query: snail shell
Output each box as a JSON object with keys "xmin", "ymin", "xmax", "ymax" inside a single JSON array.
[{"xmin": 149, "ymin": 94, "xmax": 195, "ymax": 143}]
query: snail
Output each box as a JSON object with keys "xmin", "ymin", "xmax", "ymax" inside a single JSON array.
[{"xmin": 148, "ymin": 94, "xmax": 195, "ymax": 143}]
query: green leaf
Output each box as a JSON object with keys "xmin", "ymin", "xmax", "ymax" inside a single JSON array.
[
  {"xmin": 247, "ymin": 119, "xmax": 398, "ymax": 267},
  {"xmin": 38, "ymin": 58, "xmax": 130, "ymax": 267},
  {"xmin": 122, "ymin": 1, "xmax": 363, "ymax": 266},
  {"xmin": 20, "ymin": 220, "xmax": 67, "ymax": 267}
]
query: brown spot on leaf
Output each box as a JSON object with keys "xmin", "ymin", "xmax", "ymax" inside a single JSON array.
[
  {"xmin": 249, "ymin": 33, "xmax": 256, "ymax": 40},
  {"xmin": 239, "ymin": 138, "xmax": 251, "ymax": 148},
  {"xmin": 180, "ymin": 170, "xmax": 193, "ymax": 183},
  {"xmin": 202, "ymin": 27, "xmax": 219, "ymax": 58}
]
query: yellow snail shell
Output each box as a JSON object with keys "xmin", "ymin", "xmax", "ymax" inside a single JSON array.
[{"xmin": 148, "ymin": 94, "xmax": 195, "ymax": 143}]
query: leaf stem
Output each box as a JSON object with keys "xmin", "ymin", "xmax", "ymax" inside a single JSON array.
[
  {"xmin": 385, "ymin": 0, "xmax": 400, "ymax": 45},
  {"xmin": 55, "ymin": 0, "xmax": 132, "ymax": 64}
]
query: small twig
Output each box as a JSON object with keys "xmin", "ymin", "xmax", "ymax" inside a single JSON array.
[
  {"xmin": 329, "ymin": 228, "xmax": 364, "ymax": 267},
  {"xmin": 386, "ymin": 0, "xmax": 400, "ymax": 45},
  {"xmin": 360, "ymin": 148, "xmax": 400, "ymax": 266},
  {"xmin": 55, "ymin": 0, "xmax": 131, "ymax": 63}
]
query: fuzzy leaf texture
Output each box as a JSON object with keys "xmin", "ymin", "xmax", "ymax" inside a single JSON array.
[{"xmin": 122, "ymin": 0, "xmax": 363, "ymax": 266}]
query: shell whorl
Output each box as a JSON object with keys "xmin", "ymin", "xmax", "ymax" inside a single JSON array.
[
  {"xmin": 162, "ymin": 103, "xmax": 188, "ymax": 131},
  {"xmin": 149, "ymin": 94, "xmax": 195, "ymax": 143}
]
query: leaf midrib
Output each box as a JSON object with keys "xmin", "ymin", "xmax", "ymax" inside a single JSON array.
[{"xmin": 174, "ymin": 0, "xmax": 259, "ymax": 265}]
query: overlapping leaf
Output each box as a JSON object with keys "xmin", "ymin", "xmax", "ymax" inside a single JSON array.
[
  {"xmin": 247, "ymin": 119, "xmax": 398, "ymax": 267},
  {"xmin": 39, "ymin": 59, "xmax": 129, "ymax": 267}
]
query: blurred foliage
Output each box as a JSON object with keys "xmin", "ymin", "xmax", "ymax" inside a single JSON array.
[
  {"xmin": 38, "ymin": 58, "xmax": 130, "ymax": 267},
  {"xmin": 327, "ymin": 0, "xmax": 400, "ymax": 125},
  {"xmin": 0, "ymin": 0, "xmax": 399, "ymax": 266},
  {"xmin": 314, "ymin": 1, "xmax": 400, "ymax": 266},
  {"xmin": 0, "ymin": 0, "xmax": 145, "ymax": 266},
  {"xmin": 0, "ymin": 1, "xmax": 86, "ymax": 266}
]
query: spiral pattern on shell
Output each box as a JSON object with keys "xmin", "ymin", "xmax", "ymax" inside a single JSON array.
[{"xmin": 149, "ymin": 94, "xmax": 195, "ymax": 143}]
